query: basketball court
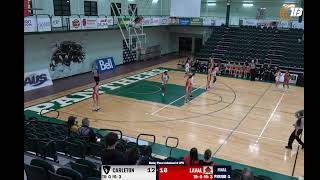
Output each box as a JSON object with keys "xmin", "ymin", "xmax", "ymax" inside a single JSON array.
[{"xmin": 24, "ymin": 58, "xmax": 304, "ymax": 178}]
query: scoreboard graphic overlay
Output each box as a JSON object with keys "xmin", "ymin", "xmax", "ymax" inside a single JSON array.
[{"xmin": 101, "ymin": 165, "xmax": 231, "ymax": 180}]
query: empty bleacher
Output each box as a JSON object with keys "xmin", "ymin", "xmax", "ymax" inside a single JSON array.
[{"xmin": 196, "ymin": 26, "xmax": 304, "ymax": 68}]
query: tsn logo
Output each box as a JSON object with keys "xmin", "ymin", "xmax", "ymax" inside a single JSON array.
[{"xmin": 280, "ymin": 4, "xmax": 303, "ymax": 20}]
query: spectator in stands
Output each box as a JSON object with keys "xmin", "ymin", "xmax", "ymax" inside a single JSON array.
[
  {"xmin": 249, "ymin": 59, "xmax": 256, "ymax": 81},
  {"xmin": 241, "ymin": 167, "xmax": 254, "ymax": 180},
  {"xmin": 125, "ymin": 146, "xmax": 140, "ymax": 165},
  {"xmin": 77, "ymin": 118, "xmax": 96, "ymax": 142},
  {"xmin": 245, "ymin": 61, "xmax": 250, "ymax": 79},
  {"xmin": 67, "ymin": 116, "xmax": 79, "ymax": 135},
  {"xmin": 183, "ymin": 147, "xmax": 199, "ymax": 165},
  {"xmin": 194, "ymin": 59, "xmax": 201, "ymax": 73},
  {"xmin": 258, "ymin": 65, "xmax": 265, "ymax": 81},
  {"xmin": 101, "ymin": 132, "xmax": 126, "ymax": 165},
  {"xmin": 199, "ymin": 149, "xmax": 214, "ymax": 165},
  {"xmin": 138, "ymin": 146, "xmax": 152, "ymax": 165}
]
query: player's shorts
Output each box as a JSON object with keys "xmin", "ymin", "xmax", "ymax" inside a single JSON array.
[
  {"xmin": 162, "ymin": 80, "xmax": 168, "ymax": 85},
  {"xmin": 94, "ymin": 76, "xmax": 99, "ymax": 83}
]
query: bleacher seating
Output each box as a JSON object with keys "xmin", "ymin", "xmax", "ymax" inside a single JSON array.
[
  {"xmin": 24, "ymin": 117, "xmax": 274, "ymax": 180},
  {"xmin": 196, "ymin": 26, "xmax": 304, "ymax": 68}
]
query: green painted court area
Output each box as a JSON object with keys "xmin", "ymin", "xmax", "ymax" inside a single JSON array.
[{"xmin": 105, "ymin": 80, "xmax": 206, "ymax": 107}]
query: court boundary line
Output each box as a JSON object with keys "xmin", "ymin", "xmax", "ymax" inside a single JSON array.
[
  {"xmin": 152, "ymin": 113, "xmax": 297, "ymax": 145},
  {"xmin": 256, "ymin": 93, "xmax": 285, "ymax": 144},
  {"xmin": 212, "ymin": 83, "xmax": 272, "ymax": 157}
]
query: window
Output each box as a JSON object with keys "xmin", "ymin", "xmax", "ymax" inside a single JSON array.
[
  {"xmin": 84, "ymin": 1, "xmax": 98, "ymax": 16},
  {"xmin": 111, "ymin": 3, "xmax": 121, "ymax": 16},
  {"xmin": 128, "ymin": 4, "xmax": 138, "ymax": 16},
  {"xmin": 53, "ymin": 0, "xmax": 71, "ymax": 16}
]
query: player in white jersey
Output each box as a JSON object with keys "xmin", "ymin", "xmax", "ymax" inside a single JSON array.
[
  {"xmin": 161, "ymin": 70, "xmax": 169, "ymax": 96},
  {"xmin": 211, "ymin": 64, "xmax": 219, "ymax": 88},
  {"xmin": 274, "ymin": 67, "xmax": 281, "ymax": 88},
  {"xmin": 184, "ymin": 57, "xmax": 191, "ymax": 78}
]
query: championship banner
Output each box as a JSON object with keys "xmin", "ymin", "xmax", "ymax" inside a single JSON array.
[
  {"xmin": 190, "ymin": 18, "xmax": 203, "ymax": 26},
  {"xmin": 24, "ymin": 69, "xmax": 53, "ymax": 92},
  {"xmin": 37, "ymin": 17, "xmax": 52, "ymax": 32},
  {"xmin": 179, "ymin": 18, "xmax": 190, "ymax": 26},
  {"xmin": 81, "ymin": 17, "xmax": 98, "ymax": 29},
  {"xmin": 24, "ymin": 17, "xmax": 37, "ymax": 32},
  {"xmin": 101, "ymin": 165, "xmax": 156, "ymax": 180},
  {"xmin": 69, "ymin": 17, "xmax": 82, "ymax": 30},
  {"xmin": 95, "ymin": 57, "xmax": 116, "ymax": 73}
]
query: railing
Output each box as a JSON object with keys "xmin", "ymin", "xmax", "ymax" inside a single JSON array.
[{"xmin": 25, "ymin": 15, "xmax": 304, "ymax": 33}]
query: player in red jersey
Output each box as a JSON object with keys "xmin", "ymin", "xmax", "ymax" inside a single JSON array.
[
  {"xmin": 283, "ymin": 70, "xmax": 291, "ymax": 90},
  {"xmin": 225, "ymin": 61, "xmax": 231, "ymax": 76},
  {"xmin": 92, "ymin": 81, "xmax": 100, "ymax": 111},
  {"xmin": 185, "ymin": 73, "xmax": 194, "ymax": 103},
  {"xmin": 231, "ymin": 62, "xmax": 236, "ymax": 77},
  {"xmin": 235, "ymin": 62, "xmax": 241, "ymax": 78}
]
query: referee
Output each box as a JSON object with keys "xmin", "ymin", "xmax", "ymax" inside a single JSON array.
[
  {"xmin": 249, "ymin": 59, "xmax": 256, "ymax": 81},
  {"xmin": 285, "ymin": 110, "xmax": 304, "ymax": 150}
]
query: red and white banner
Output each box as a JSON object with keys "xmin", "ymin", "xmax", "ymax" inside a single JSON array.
[
  {"xmin": 69, "ymin": 17, "xmax": 82, "ymax": 30},
  {"xmin": 24, "ymin": 0, "xmax": 29, "ymax": 17},
  {"xmin": 24, "ymin": 17, "xmax": 37, "ymax": 32},
  {"xmin": 81, "ymin": 17, "xmax": 98, "ymax": 29}
]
